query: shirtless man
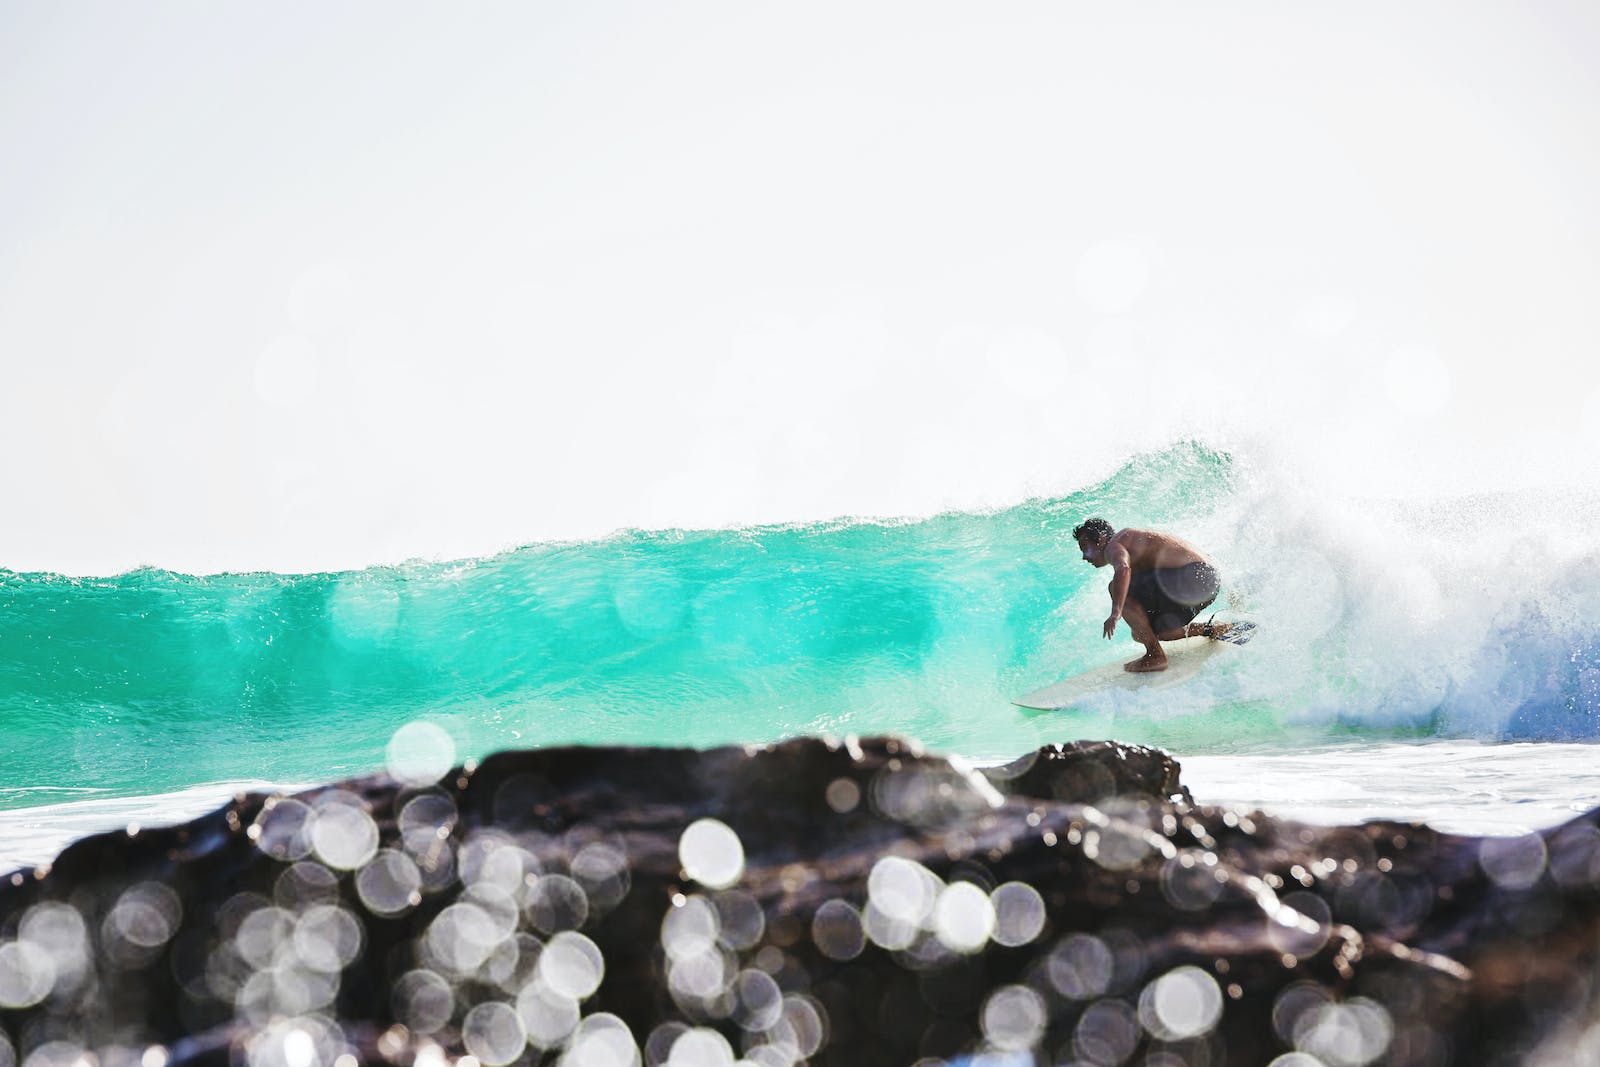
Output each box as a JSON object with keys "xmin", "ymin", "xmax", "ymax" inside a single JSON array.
[{"xmin": 1072, "ymin": 517, "xmax": 1232, "ymax": 672}]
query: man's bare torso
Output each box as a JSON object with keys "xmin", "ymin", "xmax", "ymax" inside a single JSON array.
[{"xmin": 1109, "ymin": 527, "xmax": 1212, "ymax": 571}]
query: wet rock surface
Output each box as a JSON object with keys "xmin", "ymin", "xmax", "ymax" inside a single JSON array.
[{"xmin": 2, "ymin": 737, "xmax": 1598, "ymax": 1067}]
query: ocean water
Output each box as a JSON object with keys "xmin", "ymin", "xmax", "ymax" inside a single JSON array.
[{"xmin": 4, "ymin": 441, "xmax": 1599, "ymax": 870}]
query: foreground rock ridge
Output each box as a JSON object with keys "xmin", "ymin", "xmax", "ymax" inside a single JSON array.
[{"xmin": 2, "ymin": 738, "xmax": 1598, "ymax": 1067}]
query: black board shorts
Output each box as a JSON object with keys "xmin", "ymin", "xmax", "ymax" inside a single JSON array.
[{"xmin": 1128, "ymin": 562, "xmax": 1221, "ymax": 634}]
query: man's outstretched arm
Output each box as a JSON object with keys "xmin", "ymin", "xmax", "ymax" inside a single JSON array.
[{"xmin": 1103, "ymin": 543, "xmax": 1132, "ymax": 639}]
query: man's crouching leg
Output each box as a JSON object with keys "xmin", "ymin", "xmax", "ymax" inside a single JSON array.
[{"xmin": 1120, "ymin": 601, "xmax": 1169, "ymax": 673}]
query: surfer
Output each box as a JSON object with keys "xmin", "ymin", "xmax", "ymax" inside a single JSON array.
[{"xmin": 1072, "ymin": 517, "xmax": 1232, "ymax": 673}]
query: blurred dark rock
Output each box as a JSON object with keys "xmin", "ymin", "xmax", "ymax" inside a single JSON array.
[
  {"xmin": 0, "ymin": 737, "xmax": 1596, "ymax": 1067},
  {"xmin": 983, "ymin": 740, "xmax": 1191, "ymax": 805}
]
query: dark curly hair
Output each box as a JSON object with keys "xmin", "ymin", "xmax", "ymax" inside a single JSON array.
[{"xmin": 1072, "ymin": 517, "xmax": 1114, "ymax": 545}]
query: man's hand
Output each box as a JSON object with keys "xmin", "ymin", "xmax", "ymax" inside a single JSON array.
[{"xmin": 1103, "ymin": 615, "xmax": 1119, "ymax": 640}]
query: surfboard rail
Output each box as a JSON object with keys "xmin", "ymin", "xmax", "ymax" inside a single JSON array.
[{"xmin": 1012, "ymin": 621, "xmax": 1257, "ymax": 711}]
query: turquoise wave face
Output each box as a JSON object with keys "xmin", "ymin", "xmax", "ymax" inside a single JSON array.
[
  {"xmin": 3, "ymin": 440, "xmax": 1598, "ymax": 808},
  {"xmin": 0, "ymin": 444, "xmax": 1236, "ymax": 803}
]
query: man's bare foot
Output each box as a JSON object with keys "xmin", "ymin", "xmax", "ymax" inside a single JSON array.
[{"xmin": 1124, "ymin": 652, "xmax": 1169, "ymax": 673}]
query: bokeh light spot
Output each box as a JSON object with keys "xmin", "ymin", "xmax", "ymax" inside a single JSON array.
[
  {"xmin": 824, "ymin": 778, "xmax": 861, "ymax": 814},
  {"xmin": 394, "ymin": 970, "xmax": 454, "ymax": 1034},
  {"xmin": 356, "ymin": 849, "xmax": 423, "ymax": 916},
  {"xmin": 538, "ymin": 931, "xmax": 604, "ymax": 1000},
  {"xmin": 989, "ymin": 882, "xmax": 1046, "ymax": 947},
  {"xmin": 868, "ymin": 856, "xmax": 940, "ymax": 926},
  {"xmin": 1478, "ymin": 831, "xmax": 1548, "ymax": 890},
  {"xmin": 327, "ymin": 582, "xmax": 402, "ymax": 648},
  {"xmin": 810, "ymin": 899, "xmax": 865, "ymax": 961},
  {"xmin": 526, "ymin": 873, "xmax": 590, "ymax": 934},
  {"xmin": 462, "ymin": 1002, "xmax": 527, "ymax": 1067},
  {"xmin": 386, "ymin": 722, "xmax": 457, "ymax": 788},
  {"xmin": 255, "ymin": 799, "xmax": 316, "ymax": 862},
  {"xmin": 664, "ymin": 1028, "xmax": 734, "ymax": 1066},
  {"xmin": 1293, "ymin": 997, "xmax": 1393, "ymax": 1066},
  {"xmin": 1073, "ymin": 998, "xmax": 1140, "ymax": 1066},
  {"xmin": 678, "ymin": 820, "xmax": 746, "ymax": 889},
  {"xmin": 1047, "ymin": 934, "xmax": 1114, "ymax": 1000},
  {"xmin": 517, "ymin": 982, "xmax": 581, "ymax": 1049},
  {"xmin": 0, "ymin": 941, "xmax": 56, "ymax": 1008},
  {"xmin": 1139, "ymin": 965, "xmax": 1224, "ymax": 1041},
  {"xmin": 562, "ymin": 1013, "xmax": 640, "ymax": 1067},
  {"xmin": 933, "ymin": 881, "xmax": 995, "ymax": 953},
  {"xmin": 981, "ymin": 985, "xmax": 1046, "ymax": 1051},
  {"xmin": 309, "ymin": 795, "xmax": 379, "ymax": 871}
]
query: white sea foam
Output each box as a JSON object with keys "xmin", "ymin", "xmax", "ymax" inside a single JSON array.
[
  {"xmin": 1131, "ymin": 453, "xmax": 1600, "ymax": 741},
  {"xmin": 0, "ymin": 781, "xmax": 307, "ymax": 875},
  {"xmin": 1182, "ymin": 741, "xmax": 1600, "ymax": 836}
]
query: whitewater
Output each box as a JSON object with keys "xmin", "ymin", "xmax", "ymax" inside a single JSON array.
[{"xmin": 4, "ymin": 440, "xmax": 1598, "ymax": 870}]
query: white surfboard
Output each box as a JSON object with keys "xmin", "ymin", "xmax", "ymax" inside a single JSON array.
[{"xmin": 1012, "ymin": 622, "xmax": 1256, "ymax": 711}]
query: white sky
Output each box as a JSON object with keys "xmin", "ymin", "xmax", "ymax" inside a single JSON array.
[{"xmin": 3, "ymin": 2, "xmax": 1599, "ymax": 575}]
